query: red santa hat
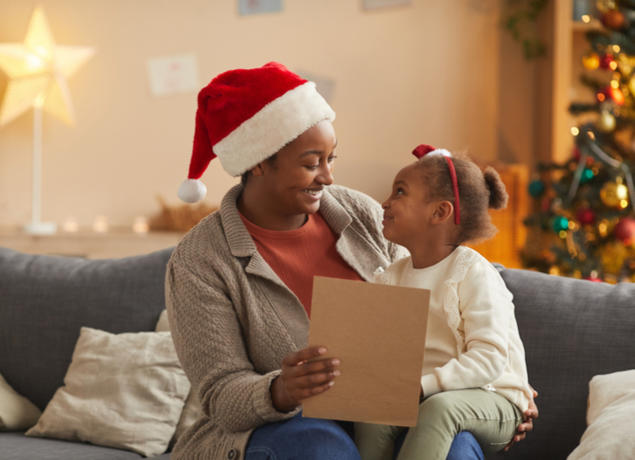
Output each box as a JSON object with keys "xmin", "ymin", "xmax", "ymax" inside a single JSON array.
[{"xmin": 178, "ymin": 62, "xmax": 336, "ymax": 203}]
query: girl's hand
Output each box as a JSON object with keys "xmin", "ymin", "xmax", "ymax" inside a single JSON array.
[
  {"xmin": 271, "ymin": 346, "xmax": 340, "ymax": 412},
  {"xmin": 504, "ymin": 387, "xmax": 539, "ymax": 452}
]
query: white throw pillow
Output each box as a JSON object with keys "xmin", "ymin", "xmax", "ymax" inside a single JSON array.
[
  {"xmin": 0, "ymin": 373, "xmax": 41, "ymax": 431},
  {"xmin": 567, "ymin": 369, "xmax": 635, "ymax": 460},
  {"xmin": 26, "ymin": 327, "xmax": 190, "ymax": 457},
  {"xmin": 155, "ymin": 309, "xmax": 204, "ymax": 445}
]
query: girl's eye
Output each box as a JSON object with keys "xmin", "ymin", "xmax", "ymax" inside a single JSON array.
[{"xmin": 328, "ymin": 154, "xmax": 338, "ymax": 163}]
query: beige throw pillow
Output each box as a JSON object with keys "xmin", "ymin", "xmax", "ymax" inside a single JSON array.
[
  {"xmin": 0, "ymin": 374, "xmax": 41, "ymax": 431},
  {"xmin": 567, "ymin": 369, "xmax": 635, "ymax": 460},
  {"xmin": 26, "ymin": 327, "xmax": 190, "ymax": 457},
  {"xmin": 155, "ymin": 309, "xmax": 204, "ymax": 445}
]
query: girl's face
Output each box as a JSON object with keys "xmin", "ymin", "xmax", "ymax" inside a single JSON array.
[
  {"xmin": 258, "ymin": 120, "xmax": 337, "ymax": 216},
  {"xmin": 381, "ymin": 163, "xmax": 439, "ymax": 248}
]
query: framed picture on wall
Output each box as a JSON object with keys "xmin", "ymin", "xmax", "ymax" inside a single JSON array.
[
  {"xmin": 238, "ymin": 0, "xmax": 283, "ymax": 16},
  {"xmin": 362, "ymin": 0, "xmax": 411, "ymax": 10}
]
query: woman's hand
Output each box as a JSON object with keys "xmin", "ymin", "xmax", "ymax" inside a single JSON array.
[
  {"xmin": 271, "ymin": 346, "xmax": 340, "ymax": 413},
  {"xmin": 504, "ymin": 386, "xmax": 539, "ymax": 452}
]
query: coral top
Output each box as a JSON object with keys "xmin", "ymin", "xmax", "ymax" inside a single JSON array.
[{"xmin": 240, "ymin": 211, "xmax": 363, "ymax": 317}]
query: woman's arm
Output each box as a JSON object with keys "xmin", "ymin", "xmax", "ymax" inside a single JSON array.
[{"xmin": 165, "ymin": 254, "xmax": 298, "ymax": 433}]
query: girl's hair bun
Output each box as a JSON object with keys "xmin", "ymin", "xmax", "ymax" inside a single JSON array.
[{"xmin": 483, "ymin": 167, "xmax": 508, "ymax": 210}]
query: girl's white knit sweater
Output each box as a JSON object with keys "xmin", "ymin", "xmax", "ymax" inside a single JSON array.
[{"xmin": 374, "ymin": 246, "xmax": 533, "ymax": 412}]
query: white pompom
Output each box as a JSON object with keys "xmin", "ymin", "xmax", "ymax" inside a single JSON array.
[
  {"xmin": 178, "ymin": 179, "xmax": 207, "ymax": 203},
  {"xmin": 428, "ymin": 149, "xmax": 452, "ymax": 158}
]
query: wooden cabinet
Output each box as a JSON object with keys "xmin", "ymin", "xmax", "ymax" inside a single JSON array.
[
  {"xmin": 537, "ymin": 0, "xmax": 602, "ymax": 163},
  {"xmin": 468, "ymin": 164, "xmax": 530, "ymax": 268}
]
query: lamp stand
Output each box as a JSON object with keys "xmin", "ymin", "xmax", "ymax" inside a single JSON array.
[{"xmin": 23, "ymin": 104, "xmax": 57, "ymax": 235}]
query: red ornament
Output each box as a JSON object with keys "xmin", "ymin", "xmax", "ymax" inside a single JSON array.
[
  {"xmin": 576, "ymin": 208, "xmax": 596, "ymax": 225},
  {"xmin": 585, "ymin": 275, "xmax": 603, "ymax": 282},
  {"xmin": 596, "ymin": 87, "xmax": 610, "ymax": 102},
  {"xmin": 601, "ymin": 9, "xmax": 626, "ymax": 29},
  {"xmin": 599, "ymin": 53, "xmax": 615, "ymax": 70},
  {"xmin": 614, "ymin": 217, "xmax": 635, "ymax": 246}
]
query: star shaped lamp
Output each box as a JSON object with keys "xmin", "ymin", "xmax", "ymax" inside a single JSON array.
[{"xmin": 0, "ymin": 6, "xmax": 94, "ymax": 234}]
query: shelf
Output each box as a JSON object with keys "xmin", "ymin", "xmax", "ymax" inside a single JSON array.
[
  {"xmin": 0, "ymin": 228, "xmax": 184, "ymax": 259},
  {"xmin": 572, "ymin": 19, "xmax": 603, "ymax": 33}
]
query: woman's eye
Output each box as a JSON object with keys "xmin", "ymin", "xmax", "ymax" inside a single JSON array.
[
  {"xmin": 305, "ymin": 164, "xmax": 319, "ymax": 170},
  {"xmin": 395, "ymin": 188, "xmax": 404, "ymax": 195}
]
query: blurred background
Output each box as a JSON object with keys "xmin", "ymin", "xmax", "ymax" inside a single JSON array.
[{"xmin": 0, "ymin": 0, "xmax": 633, "ymax": 280}]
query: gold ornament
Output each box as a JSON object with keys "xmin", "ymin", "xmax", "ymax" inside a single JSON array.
[
  {"xmin": 601, "ymin": 242, "xmax": 627, "ymax": 275},
  {"xmin": 598, "ymin": 111, "xmax": 616, "ymax": 132},
  {"xmin": 600, "ymin": 179, "xmax": 629, "ymax": 208},
  {"xmin": 582, "ymin": 53, "xmax": 600, "ymax": 70},
  {"xmin": 595, "ymin": 0, "xmax": 617, "ymax": 13}
]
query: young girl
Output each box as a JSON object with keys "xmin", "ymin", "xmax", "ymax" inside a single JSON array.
[{"xmin": 354, "ymin": 144, "xmax": 534, "ymax": 460}]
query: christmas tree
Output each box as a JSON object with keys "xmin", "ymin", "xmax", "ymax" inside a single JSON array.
[{"xmin": 522, "ymin": 0, "xmax": 635, "ymax": 283}]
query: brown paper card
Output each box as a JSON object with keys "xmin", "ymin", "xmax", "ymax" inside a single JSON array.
[{"xmin": 302, "ymin": 276, "xmax": 429, "ymax": 426}]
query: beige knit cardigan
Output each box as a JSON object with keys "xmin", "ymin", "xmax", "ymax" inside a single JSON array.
[{"xmin": 165, "ymin": 184, "xmax": 405, "ymax": 460}]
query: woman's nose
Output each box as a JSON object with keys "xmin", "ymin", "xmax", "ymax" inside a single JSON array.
[
  {"xmin": 317, "ymin": 165, "xmax": 334, "ymax": 185},
  {"xmin": 382, "ymin": 199, "xmax": 390, "ymax": 209}
]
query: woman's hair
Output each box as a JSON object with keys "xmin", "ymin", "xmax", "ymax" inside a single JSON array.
[
  {"xmin": 240, "ymin": 154, "xmax": 278, "ymax": 186},
  {"xmin": 415, "ymin": 152, "xmax": 508, "ymax": 244}
]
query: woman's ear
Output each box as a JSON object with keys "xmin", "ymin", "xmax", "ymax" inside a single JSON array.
[
  {"xmin": 250, "ymin": 163, "xmax": 265, "ymax": 177},
  {"xmin": 431, "ymin": 201, "xmax": 454, "ymax": 224}
]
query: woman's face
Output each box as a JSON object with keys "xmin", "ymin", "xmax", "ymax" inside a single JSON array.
[{"xmin": 258, "ymin": 120, "xmax": 337, "ymax": 216}]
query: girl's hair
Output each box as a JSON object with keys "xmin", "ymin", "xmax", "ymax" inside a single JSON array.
[{"xmin": 415, "ymin": 152, "xmax": 508, "ymax": 244}]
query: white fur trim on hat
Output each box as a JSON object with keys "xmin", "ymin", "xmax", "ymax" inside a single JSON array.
[
  {"xmin": 214, "ymin": 82, "xmax": 335, "ymax": 176},
  {"xmin": 178, "ymin": 179, "xmax": 207, "ymax": 203}
]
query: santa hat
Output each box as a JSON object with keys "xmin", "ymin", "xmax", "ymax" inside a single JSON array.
[
  {"xmin": 412, "ymin": 144, "xmax": 461, "ymax": 225},
  {"xmin": 178, "ymin": 62, "xmax": 336, "ymax": 203}
]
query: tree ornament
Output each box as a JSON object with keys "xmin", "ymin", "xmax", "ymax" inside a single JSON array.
[
  {"xmin": 582, "ymin": 52, "xmax": 600, "ymax": 70},
  {"xmin": 576, "ymin": 207, "xmax": 596, "ymax": 225},
  {"xmin": 528, "ymin": 179, "xmax": 545, "ymax": 197},
  {"xmin": 595, "ymin": 0, "xmax": 617, "ymax": 13},
  {"xmin": 614, "ymin": 217, "xmax": 635, "ymax": 247},
  {"xmin": 596, "ymin": 87, "xmax": 610, "ymax": 103},
  {"xmin": 601, "ymin": 9, "xmax": 626, "ymax": 29},
  {"xmin": 580, "ymin": 167, "xmax": 595, "ymax": 183},
  {"xmin": 599, "ymin": 53, "xmax": 615, "ymax": 69},
  {"xmin": 600, "ymin": 179, "xmax": 629, "ymax": 207},
  {"xmin": 552, "ymin": 216, "xmax": 570, "ymax": 233},
  {"xmin": 608, "ymin": 86, "xmax": 625, "ymax": 105},
  {"xmin": 598, "ymin": 110, "xmax": 616, "ymax": 132},
  {"xmin": 601, "ymin": 242, "xmax": 627, "ymax": 275}
]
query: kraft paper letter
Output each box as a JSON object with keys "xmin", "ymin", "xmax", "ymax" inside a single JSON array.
[{"xmin": 302, "ymin": 276, "xmax": 429, "ymax": 426}]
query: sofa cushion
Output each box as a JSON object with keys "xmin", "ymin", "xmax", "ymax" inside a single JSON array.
[
  {"xmin": 0, "ymin": 247, "xmax": 173, "ymax": 411},
  {"xmin": 496, "ymin": 268, "xmax": 635, "ymax": 460},
  {"xmin": 0, "ymin": 373, "xmax": 41, "ymax": 431},
  {"xmin": 26, "ymin": 327, "xmax": 189, "ymax": 457},
  {"xmin": 567, "ymin": 369, "xmax": 635, "ymax": 460},
  {"xmin": 0, "ymin": 431, "xmax": 170, "ymax": 460}
]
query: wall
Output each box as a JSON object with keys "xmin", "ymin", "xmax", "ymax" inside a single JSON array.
[{"xmin": 0, "ymin": 0, "xmax": 535, "ymax": 228}]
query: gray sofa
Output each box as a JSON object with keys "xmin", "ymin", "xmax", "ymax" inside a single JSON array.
[{"xmin": 1, "ymin": 246, "xmax": 634, "ymax": 459}]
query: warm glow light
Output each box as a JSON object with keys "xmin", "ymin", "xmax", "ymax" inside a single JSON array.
[
  {"xmin": 581, "ymin": 14, "xmax": 591, "ymax": 23},
  {"xmin": 619, "ymin": 200, "xmax": 628, "ymax": 209},
  {"xmin": 0, "ymin": 6, "xmax": 94, "ymax": 126},
  {"xmin": 62, "ymin": 218, "xmax": 79, "ymax": 233},
  {"xmin": 587, "ymin": 131, "xmax": 596, "ymax": 140},
  {"xmin": 609, "ymin": 61, "xmax": 618, "ymax": 70},
  {"xmin": 571, "ymin": 126, "xmax": 580, "ymax": 136},
  {"xmin": 132, "ymin": 217, "xmax": 149, "ymax": 234},
  {"xmin": 610, "ymin": 80, "xmax": 619, "ymax": 88},
  {"xmin": 612, "ymin": 45, "xmax": 621, "ymax": 53},
  {"xmin": 93, "ymin": 215, "xmax": 109, "ymax": 233}
]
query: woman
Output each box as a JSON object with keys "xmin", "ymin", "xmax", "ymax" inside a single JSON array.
[{"xmin": 166, "ymin": 62, "xmax": 536, "ymax": 460}]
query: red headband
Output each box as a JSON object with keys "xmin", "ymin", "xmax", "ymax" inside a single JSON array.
[{"xmin": 412, "ymin": 144, "xmax": 461, "ymax": 225}]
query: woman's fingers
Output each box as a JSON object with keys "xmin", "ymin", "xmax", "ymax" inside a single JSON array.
[{"xmin": 282, "ymin": 345, "xmax": 327, "ymax": 367}]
